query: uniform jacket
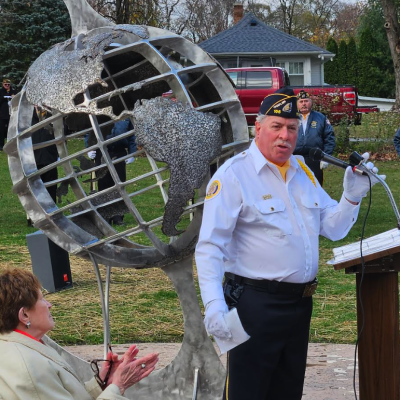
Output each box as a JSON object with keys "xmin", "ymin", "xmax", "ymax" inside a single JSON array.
[
  {"xmin": 107, "ymin": 119, "xmax": 137, "ymax": 156},
  {"xmin": 0, "ymin": 331, "xmax": 127, "ymax": 400},
  {"xmin": 84, "ymin": 119, "xmax": 136, "ymax": 157},
  {"xmin": 195, "ymin": 140, "xmax": 360, "ymax": 306},
  {"xmin": 294, "ymin": 110, "xmax": 335, "ymax": 156},
  {"xmin": 31, "ymin": 111, "xmax": 59, "ymax": 166},
  {"xmin": 0, "ymin": 86, "xmax": 17, "ymax": 119},
  {"xmin": 393, "ymin": 127, "xmax": 400, "ymax": 155}
]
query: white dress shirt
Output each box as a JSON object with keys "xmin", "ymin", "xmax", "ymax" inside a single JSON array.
[
  {"xmin": 301, "ymin": 112, "xmax": 309, "ymax": 133},
  {"xmin": 195, "ymin": 140, "xmax": 360, "ymax": 307}
]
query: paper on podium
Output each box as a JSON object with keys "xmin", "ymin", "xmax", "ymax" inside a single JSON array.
[
  {"xmin": 213, "ymin": 308, "xmax": 251, "ymax": 355},
  {"xmin": 327, "ymin": 228, "xmax": 400, "ymax": 267}
]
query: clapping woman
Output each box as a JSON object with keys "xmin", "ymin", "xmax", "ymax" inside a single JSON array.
[{"xmin": 0, "ymin": 268, "xmax": 158, "ymax": 399}]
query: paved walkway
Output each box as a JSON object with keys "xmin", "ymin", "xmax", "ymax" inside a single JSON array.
[{"xmin": 66, "ymin": 342, "xmax": 358, "ymax": 399}]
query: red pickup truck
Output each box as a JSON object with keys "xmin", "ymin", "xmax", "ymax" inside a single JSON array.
[{"xmin": 225, "ymin": 67, "xmax": 378, "ymax": 126}]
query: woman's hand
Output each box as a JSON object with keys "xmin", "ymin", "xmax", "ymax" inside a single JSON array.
[
  {"xmin": 99, "ymin": 350, "xmax": 123, "ymax": 383},
  {"xmin": 111, "ymin": 345, "xmax": 159, "ymax": 395}
]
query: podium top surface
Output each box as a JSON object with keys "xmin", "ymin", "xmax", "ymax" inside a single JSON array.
[{"xmin": 327, "ymin": 228, "xmax": 400, "ymax": 270}]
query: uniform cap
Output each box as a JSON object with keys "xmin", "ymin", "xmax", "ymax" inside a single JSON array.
[
  {"xmin": 297, "ymin": 90, "xmax": 310, "ymax": 99},
  {"xmin": 258, "ymin": 87, "xmax": 298, "ymax": 118}
]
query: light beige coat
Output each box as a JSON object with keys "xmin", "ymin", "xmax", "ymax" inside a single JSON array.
[{"xmin": 0, "ymin": 331, "xmax": 127, "ymax": 400}]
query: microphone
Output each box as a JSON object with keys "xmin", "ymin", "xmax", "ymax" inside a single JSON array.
[{"xmin": 309, "ymin": 148, "xmax": 366, "ymax": 175}]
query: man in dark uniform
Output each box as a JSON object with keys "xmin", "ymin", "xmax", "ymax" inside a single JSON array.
[
  {"xmin": 195, "ymin": 87, "xmax": 382, "ymax": 400},
  {"xmin": 294, "ymin": 90, "xmax": 335, "ymax": 186},
  {"xmin": 32, "ymin": 107, "xmax": 59, "ymax": 202},
  {"xmin": 87, "ymin": 118, "xmax": 137, "ymax": 225},
  {"xmin": 0, "ymin": 78, "xmax": 17, "ymax": 150}
]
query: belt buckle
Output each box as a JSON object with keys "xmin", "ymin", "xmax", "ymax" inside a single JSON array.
[{"xmin": 302, "ymin": 279, "xmax": 318, "ymax": 297}]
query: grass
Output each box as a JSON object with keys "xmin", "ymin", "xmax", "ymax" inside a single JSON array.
[{"xmin": 1, "ymin": 131, "xmax": 400, "ymax": 345}]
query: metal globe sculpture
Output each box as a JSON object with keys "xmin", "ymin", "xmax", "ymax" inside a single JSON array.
[
  {"xmin": 5, "ymin": 2, "xmax": 249, "ymax": 399},
  {"xmin": 7, "ymin": 25, "xmax": 247, "ymax": 268}
]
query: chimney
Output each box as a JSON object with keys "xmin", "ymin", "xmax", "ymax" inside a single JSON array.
[{"xmin": 233, "ymin": 3, "xmax": 244, "ymax": 24}]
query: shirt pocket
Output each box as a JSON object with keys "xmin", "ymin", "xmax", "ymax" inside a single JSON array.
[
  {"xmin": 300, "ymin": 196, "xmax": 321, "ymax": 235},
  {"xmin": 253, "ymin": 199, "xmax": 292, "ymax": 236}
]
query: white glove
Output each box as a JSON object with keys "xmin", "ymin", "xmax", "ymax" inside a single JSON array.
[
  {"xmin": 320, "ymin": 161, "xmax": 329, "ymax": 169},
  {"xmin": 343, "ymin": 153, "xmax": 386, "ymax": 203},
  {"xmin": 125, "ymin": 156, "xmax": 135, "ymax": 164},
  {"xmin": 87, "ymin": 150, "xmax": 96, "ymax": 160},
  {"xmin": 204, "ymin": 299, "xmax": 232, "ymax": 340}
]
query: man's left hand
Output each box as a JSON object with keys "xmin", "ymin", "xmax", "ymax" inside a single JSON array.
[
  {"xmin": 343, "ymin": 153, "xmax": 386, "ymax": 203},
  {"xmin": 125, "ymin": 157, "xmax": 135, "ymax": 164}
]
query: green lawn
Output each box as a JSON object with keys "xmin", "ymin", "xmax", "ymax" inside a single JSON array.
[{"xmin": 0, "ymin": 137, "xmax": 400, "ymax": 345}]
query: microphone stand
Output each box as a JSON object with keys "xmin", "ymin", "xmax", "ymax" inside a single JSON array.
[{"xmin": 357, "ymin": 164, "xmax": 400, "ymax": 230}]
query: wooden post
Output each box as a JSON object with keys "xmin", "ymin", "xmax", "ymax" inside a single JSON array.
[{"xmin": 356, "ymin": 271, "xmax": 400, "ymax": 399}]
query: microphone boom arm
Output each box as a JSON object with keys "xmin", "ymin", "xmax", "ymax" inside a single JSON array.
[{"xmin": 358, "ymin": 164, "xmax": 400, "ymax": 230}]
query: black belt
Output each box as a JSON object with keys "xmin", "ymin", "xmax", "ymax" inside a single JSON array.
[{"xmin": 225, "ymin": 273, "xmax": 318, "ymax": 298}]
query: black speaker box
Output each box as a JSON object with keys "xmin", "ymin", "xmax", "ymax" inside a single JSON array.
[{"xmin": 26, "ymin": 231, "xmax": 73, "ymax": 293}]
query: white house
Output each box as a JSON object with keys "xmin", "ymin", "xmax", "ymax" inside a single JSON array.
[{"xmin": 199, "ymin": 6, "xmax": 334, "ymax": 86}]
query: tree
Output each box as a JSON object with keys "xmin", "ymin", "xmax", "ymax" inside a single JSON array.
[
  {"xmin": 0, "ymin": 0, "xmax": 71, "ymax": 86},
  {"xmin": 330, "ymin": 2, "xmax": 365, "ymax": 42},
  {"xmin": 336, "ymin": 39, "xmax": 347, "ymax": 84},
  {"xmin": 183, "ymin": 0, "xmax": 236, "ymax": 43},
  {"xmin": 246, "ymin": 1, "xmax": 271, "ymax": 21},
  {"xmin": 379, "ymin": 0, "xmax": 400, "ymax": 109},
  {"xmin": 346, "ymin": 37, "xmax": 358, "ymax": 86},
  {"xmin": 357, "ymin": 0, "xmax": 395, "ymax": 98},
  {"xmin": 324, "ymin": 37, "xmax": 338, "ymax": 84},
  {"xmin": 357, "ymin": 26, "xmax": 393, "ymax": 97}
]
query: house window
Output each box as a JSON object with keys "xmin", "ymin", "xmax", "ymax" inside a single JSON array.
[
  {"xmin": 227, "ymin": 62, "xmax": 237, "ymax": 68},
  {"xmin": 276, "ymin": 62, "xmax": 285, "ymax": 69},
  {"xmin": 245, "ymin": 71, "xmax": 272, "ymax": 88},
  {"xmin": 288, "ymin": 62, "xmax": 304, "ymax": 86}
]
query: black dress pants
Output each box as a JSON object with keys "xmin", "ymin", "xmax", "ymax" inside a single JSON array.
[
  {"xmin": 223, "ymin": 287, "xmax": 313, "ymax": 400},
  {"xmin": 38, "ymin": 165, "xmax": 58, "ymax": 203},
  {"xmin": 0, "ymin": 118, "xmax": 9, "ymax": 149},
  {"xmin": 96, "ymin": 151, "xmax": 127, "ymax": 191}
]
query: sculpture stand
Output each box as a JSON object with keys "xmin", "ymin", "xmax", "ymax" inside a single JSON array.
[{"xmin": 329, "ymin": 233, "xmax": 400, "ymax": 400}]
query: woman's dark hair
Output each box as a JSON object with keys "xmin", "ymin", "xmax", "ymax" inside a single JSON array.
[{"xmin": 0, "ymin": 269, "xmax": 41, "ymax": 333}]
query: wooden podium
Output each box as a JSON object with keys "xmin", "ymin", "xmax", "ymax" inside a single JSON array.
[{"xmin": 328, "ymin": 228, "xmax": 400, "ymax": 399}]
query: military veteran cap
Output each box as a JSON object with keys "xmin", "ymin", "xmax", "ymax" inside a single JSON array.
[
  {"xmin": 297, "ymin": 90, "xmax": 310, "ymax": 99},
  {"xmin": 258, "ymin": 87, "xmax": 298, "ymax": 118}
]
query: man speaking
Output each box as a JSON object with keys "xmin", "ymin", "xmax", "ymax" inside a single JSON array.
[{"xmin": 195, "ymin": 88, "xmax": 381, "ymax": 399}]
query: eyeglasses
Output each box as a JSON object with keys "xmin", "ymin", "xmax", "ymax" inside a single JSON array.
[
  {"xmin": 90, "ymin": 344, "xmax": 113, "ymax": 390},
  {"xmin": 3, "ymin": 84, "xmax": 10, "ymax": 86}
]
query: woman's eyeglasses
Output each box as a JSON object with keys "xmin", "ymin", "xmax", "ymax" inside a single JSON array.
[{"xmin": 90, "ymin": 344, "xmax": 113, "ymax": 390}]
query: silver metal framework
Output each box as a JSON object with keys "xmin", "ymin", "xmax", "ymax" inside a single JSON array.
[{"xmin": 6, "ymin": 1, "xmax": 249, "ymax": 398}]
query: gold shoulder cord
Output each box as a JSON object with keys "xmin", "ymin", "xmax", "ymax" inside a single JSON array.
[{"xmin": 297, "ymin": 159, "xmax": 317, "ymax": 187}]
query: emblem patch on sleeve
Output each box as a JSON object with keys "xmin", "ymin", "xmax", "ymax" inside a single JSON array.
[{"xmin": 205, "ymin": 179, "xmax": 222, "ymax": 201}]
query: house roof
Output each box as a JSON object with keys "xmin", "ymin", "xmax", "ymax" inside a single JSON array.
[{"xmin": 199, "ymin": 13, "xmax": 333, "ymax": 56}]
